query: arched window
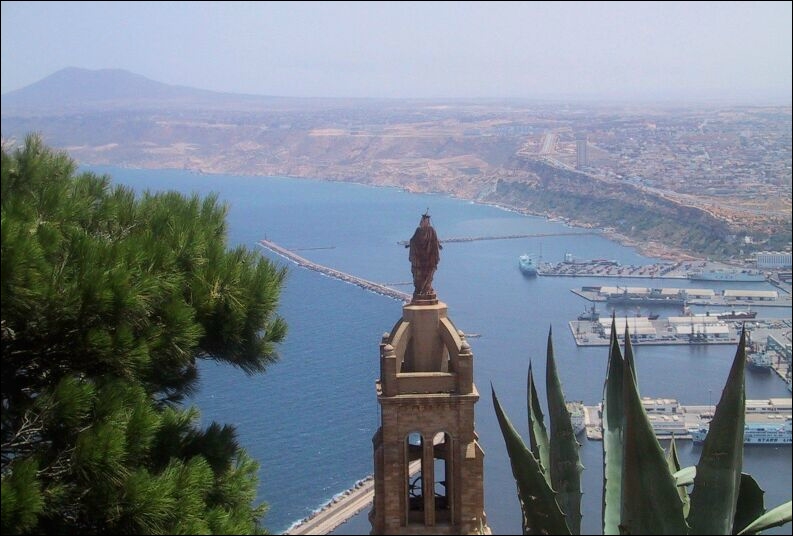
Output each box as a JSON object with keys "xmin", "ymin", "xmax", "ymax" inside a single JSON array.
[
  {"xmin": 406, "ymin": 432, "xmax": 424, "ymax": 523},
  {"xmin": 433, "ymin": 431, "xmax": 452, "ymax": 522}
]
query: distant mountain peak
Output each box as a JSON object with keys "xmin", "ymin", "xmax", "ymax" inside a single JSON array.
[{"xmin": 1, "ymin": 67, "xmax": 223, "ymax": 111}]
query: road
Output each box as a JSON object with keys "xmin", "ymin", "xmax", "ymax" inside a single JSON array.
[
  {"xmin": 285, "ymin": 477, "xmax": 375, "ymax": 535},
  {"xmin": 285, "ymin": 460, "xmax": 422, "ymax": 535}
]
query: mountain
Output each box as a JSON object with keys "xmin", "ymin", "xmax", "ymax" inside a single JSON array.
[{"xmin": 0, "ymin": 67, "xmax": 286, "ymax": 113}]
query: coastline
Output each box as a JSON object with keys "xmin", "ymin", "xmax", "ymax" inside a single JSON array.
[{"xmin": 95, "ymin": 162, "xmax": 710, "ymax": 264}]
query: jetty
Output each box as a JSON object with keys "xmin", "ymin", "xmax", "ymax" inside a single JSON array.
[
  {"xmin": 284, "ymin": 460, "xmax": 421, "ymax": 535},
  {"xmin": 396, "ymin": 230, "xmax": 595, "ymax": 246},
  {"xmin": 258, "ymin": 239, "xmax": 411, "ymax": 303}
]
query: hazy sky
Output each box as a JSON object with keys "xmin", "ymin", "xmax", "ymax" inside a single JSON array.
[{"xmin": 2, "ymin": 1, "xmax": 791, "ymax": 102}]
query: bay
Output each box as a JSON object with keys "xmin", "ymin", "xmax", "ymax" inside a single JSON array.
[{"xmin": 91, "ymin": 166, "xmax": 792, "ymax": 535}]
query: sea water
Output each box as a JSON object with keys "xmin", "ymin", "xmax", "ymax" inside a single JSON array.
[{"xmin": 91, "ymin": 166, "xmax": 792, "ymax": 535}]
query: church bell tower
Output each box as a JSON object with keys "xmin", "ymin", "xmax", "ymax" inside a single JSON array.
[{"xmin": 370, "ymin": 215, "xmax": 489, "ymax": 534}]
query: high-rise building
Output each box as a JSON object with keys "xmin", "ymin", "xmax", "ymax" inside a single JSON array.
[{"xmin": 576, "ymin": 133, "xmax": 588, "ymax": 170}]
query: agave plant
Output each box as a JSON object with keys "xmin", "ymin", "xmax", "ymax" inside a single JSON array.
[{"xmin": 492, "ymin": 320, "xmax": 792, "ymax": 535}]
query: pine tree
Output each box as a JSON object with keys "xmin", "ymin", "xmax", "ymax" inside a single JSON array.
[{"xmin": 1, "ymin": 135, "xmax": 287, "ymax": 534}]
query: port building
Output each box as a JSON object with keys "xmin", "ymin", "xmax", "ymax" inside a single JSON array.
[
  {"xmin": 723, "ymin": 289, "xmax": 778, "ymax": 302},
  {"xmin": 755, "ymin": 251, "xmax": 792, "ymax": 269}
]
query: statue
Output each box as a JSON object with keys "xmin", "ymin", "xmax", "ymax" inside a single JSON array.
[{"xmin": 407, "ymin": 212, "xmax": 442, "ymax": 300}]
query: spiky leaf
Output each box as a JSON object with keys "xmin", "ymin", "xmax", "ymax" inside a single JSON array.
[
  {"xmin": 620, "ymin": 327, "xmax": 687, "ymax": 535},
  {"xmin": 667, "ymin": 437, "xmax": 691, "ymax": 517},
  {"xmin": 688, "ymin": 330, "xmax": 747, "ymax": 535},
  {"xmin": 602, "ymin": 319, "xmax": 625, "ymax": 535},
  {"xmin": 527, "ymin": 361, "xmax": 551, "ymax": 486},
  {"xmin": 665, "ymin": 435, "xmax": 682, "ymax": 474},
  {"xmin": 732, "ymin": 473, "xmax": 765, "ymax": 535},
  {"xmin": 737, "ymin": 501, "xmax": 792, "ymax": 535},
  {"xmin": 546, "ymin": 327, "xmax": 583, "ymax": 534},
  {"xmin": 492, "ymin": 385, "xmax": 571, "ymax": 535}
]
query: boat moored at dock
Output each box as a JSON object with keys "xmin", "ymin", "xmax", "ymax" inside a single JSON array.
[
  {"xmin": 688, "ymin": 269, "xmax": 766, "ymax": 282},
  {"xmin": 518, "ymin": 254, "xmax": 538, "ymax": 277},
  {"xmin": 691, "ymin": 416, "xmax": 792, "ymax": 444}
]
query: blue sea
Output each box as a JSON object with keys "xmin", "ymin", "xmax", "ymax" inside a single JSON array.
[{"xmin": 90, "ymin": 166, "xmax": 792, "ymax": 535}]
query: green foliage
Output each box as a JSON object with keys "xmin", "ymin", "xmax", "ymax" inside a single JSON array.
[
  {"xmin": 493, "ymin": 321, "xmax": 792, "ymax": 535},
  {"xmin": 1, "ymin": 135, "xmax": 284, "ymax": 534}
]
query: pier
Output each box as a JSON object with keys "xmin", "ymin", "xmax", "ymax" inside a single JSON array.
[
  {"xmin": 582, "ymin": 397, "xmax": 792, "ymax": 442},
  {"xmin": 396, "ymin": 230, "xmax": 596, "ymax": 246},
  {"xmin": 258, "ymin": 239, "xmax": 412, "ymax": 303},
  {"xmin": 571, "ymin": 286, "xmax": 792, "ymax": 308},
  {"xmin": 284, "ymin": 460, "xmax": 420, "ymax": 535}
]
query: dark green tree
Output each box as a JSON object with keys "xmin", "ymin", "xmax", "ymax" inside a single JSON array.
[{"xmin": 1, "ymin": 135, "xmax": 287, "ymax": 534}]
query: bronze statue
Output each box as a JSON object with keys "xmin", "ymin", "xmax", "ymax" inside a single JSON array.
[{"xmin": 407, "ymin": 212, "xmax": 442, "ymax": 299}]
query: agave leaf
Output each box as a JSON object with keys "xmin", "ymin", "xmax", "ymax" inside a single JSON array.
[
  {"xmin": 737, "ymin": 501, "xmax": 792, "ymax": 535},
  {"xmin": 688, "ymin": 329, "xmax": 747, "ymax": 535},
  {"xmin": 667, "ymin": 437, "xmax": 691, "ymax": 517},
  {"xmin": 623, "ymin": 323, "xmax": 638, "ymax": 386},
  {"xmin": 545, "ymin": 327, "xmax": 583, "ymax": 535},
  {"xmin": 666, "ymin": 434, "xmax": 697, "ymax": 518},
  {"xmin": 672, "ymin": 466, "xmax": 696, "ymax": 487},
  {"xmin": 492, "ymin": 384, "xmax": 571, "ymax": 535},
  {"xmin": 620, "ymin": 325, "xmax": 687, "ymax": 535},
  {"xmin": 527, "ymin": 361, "xmax": 551, "ymax": 486},
  {"xmin": 732, "ymin": 473, "xmax": 765, "ymax": 535},
  {"xmin": 666, "ymin": 435, "xmax": 682, "ymax": 473},
  {"xmin": 602, "ymin": 319, "xmax": 625, "ymax": 535}
]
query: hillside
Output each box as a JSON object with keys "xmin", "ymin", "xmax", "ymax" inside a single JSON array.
[{"xmin": 2, "ymin": 68, "xmax": 790, "ymax": 261}]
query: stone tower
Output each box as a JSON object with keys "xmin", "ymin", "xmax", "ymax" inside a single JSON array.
[{"xmin": 370, "ymin": 215, "xmax": 489, "ymax": 535}]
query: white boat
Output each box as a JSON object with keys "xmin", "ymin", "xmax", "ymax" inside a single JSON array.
[
  {"xmin": 566, "ymin": 401, "xmax": 585, "ymax": 435},
  {"xmin": 518, "ymin": 254, "xmax": 538, "ymax": 277},
  {"xmin": 688, "ymin": 269, "xmax": 765, "ymax": 282}
]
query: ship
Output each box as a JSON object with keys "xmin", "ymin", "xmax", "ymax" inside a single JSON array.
[
  {"xmin": 606, "ymin": 287, "xmax": 686, "ymax": 306},
  {"xmin": 578, "ymin": 303, "xmax": 600, "ymax": 321},
  {"xmin": 746, "ymin": 349, "xmax": 773, "ymax": 371},
  {"xmin": 691, "ymin": 416, "xmax": 792, "ymax": 444},
  {"xmin": 518, "ymin": 254, "xmax": 538, "ymax": 277},
  {"xmin": 716, "ymin": 309, "xmax": 757, "ymax": 321},
  {"xmin": 688, "ymin": 269, "xmax": 765, "ymax": 282},
  {"xmin": 566, "ymin": 401, "xmax": 586, "ymax": 435}
]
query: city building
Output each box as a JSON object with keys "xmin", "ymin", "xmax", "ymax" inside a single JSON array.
[{"xmin": 755, "ymin": 251, "xmax": 792, "ymax": 269}]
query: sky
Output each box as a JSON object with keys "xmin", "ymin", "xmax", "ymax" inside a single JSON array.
[{"xmin": 1, "ymin": 1, "xmax": 791, "ymax": 102}]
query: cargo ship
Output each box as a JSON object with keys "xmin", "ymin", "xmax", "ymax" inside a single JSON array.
[
  {"xmin": 605, "ymin": 287, "xmax": 687, "ymax": 306},
  {"xmin": 688, "ymin": 269, "xmax": 765, "ymax": 282}
]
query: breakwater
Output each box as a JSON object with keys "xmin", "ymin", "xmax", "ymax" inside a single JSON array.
[
  {"xmin": 396, "ymin": 230, "xmax": 596, "ymax": 246},
  {"xmin": 258, "ymin": 239, "xmax": 412, "ymax": 303}
]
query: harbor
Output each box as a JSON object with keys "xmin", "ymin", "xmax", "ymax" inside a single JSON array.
[{"xmin": 581, "ymin": 397, "xmax": 792, "ymax": 444}]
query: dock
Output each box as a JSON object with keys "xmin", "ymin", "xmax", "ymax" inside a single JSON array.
[
  {"xmin": 571, "ymin": 286, "xmax": 792, "ymax": 308},
  {"xmin": 570, "ymin": 316, "xmax": 742, "ymax": 347},
  {"xmin": 258, "ymin": 239, "xmax": 411, "ymax": 303},
  {"xmin": 583, "ymin": 397, "xmax": 792, "ymax": 442}
]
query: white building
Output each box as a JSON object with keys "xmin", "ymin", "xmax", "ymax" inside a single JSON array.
[{"xmin": 755, "ymin": 251, "xmax": 792, "ymax": 269}]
